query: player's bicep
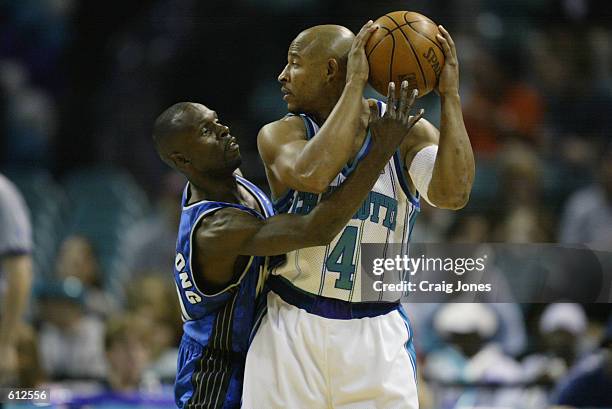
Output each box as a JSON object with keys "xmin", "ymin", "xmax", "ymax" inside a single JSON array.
[
  {"xmin": 196, "ymin": 209, "xmax": 263, "ymax": 259},
  {"xmin": 198, "ymin": 208, "xmax": 319, "ymax": 257},
  {"xmin": 257, "ymin": 122, "xmax": 323, "ymax": 193}
]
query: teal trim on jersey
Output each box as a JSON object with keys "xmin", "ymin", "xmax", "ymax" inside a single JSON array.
[
  {"xmin": 341, "ymin": 132, "xmax": 372, "ymax": 177},
  {"xmin": 398, "ymin": 305, "xmax": 418, "ymax": 383},
  {"xmin": 393, "ymin": 150, "xmax": 420, "ymax": 209},
  {"xmin": 408, "ymin": 206, "xmax": 419, "ymax": 242}
]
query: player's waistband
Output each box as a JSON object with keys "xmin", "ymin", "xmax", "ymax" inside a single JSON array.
[{"xmin": 268, "ymin": 275, "xmax": 399, "ymax": 319}]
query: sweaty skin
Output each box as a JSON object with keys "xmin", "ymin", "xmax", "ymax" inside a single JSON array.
[{"xmin": 259, "ymin": 23, "xmax": 474, "ymax": 210}]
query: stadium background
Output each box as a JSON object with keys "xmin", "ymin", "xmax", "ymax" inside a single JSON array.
[{"xmin": 1, "ymin": 0, "xmax": 611, "ymax": 407}]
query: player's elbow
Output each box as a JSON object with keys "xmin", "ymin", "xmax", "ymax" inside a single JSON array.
[
  {"xmin": 428, "ymin": 187, "xmax": 470, "ymax": 210},
  {"xmin": 295, "ymin": 172, "xmax": 329, "ymax": 194}
]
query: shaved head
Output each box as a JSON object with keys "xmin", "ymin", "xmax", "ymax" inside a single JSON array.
[
  {"xmin": 279, "ymin": 25, "xmax": 356, "ymax": 119},
  {"xmin": 292, "ymin": 25, "xmax": 354, "ymax": 69},
  {"xmin": 153, "ymin": 102, "xmax": 200, "ymax": 164}
]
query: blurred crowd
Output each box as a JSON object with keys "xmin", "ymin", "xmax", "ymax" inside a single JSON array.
[{"xmin": 1, "ymin": 0, "xmax": 611, "ymax": 408}]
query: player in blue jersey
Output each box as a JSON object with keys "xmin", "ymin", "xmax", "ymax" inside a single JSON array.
[
  {"xmin": 243, "ymin": 23, "xmax": 475, "ymax": 408},
  {"xmin": 151, "ymin": 22, "xmax": 423, "ymax": 408}
]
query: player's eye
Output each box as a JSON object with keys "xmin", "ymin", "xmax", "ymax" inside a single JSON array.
[{"xmin": 201, "ymin": 127, "xmax": 211, "ymax": 135}]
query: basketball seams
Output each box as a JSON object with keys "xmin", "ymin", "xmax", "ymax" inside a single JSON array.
[
  {"xmin": 403, "ymin": 13, "xmax": 445, "ymax": 56},
  {"xmin": 398, "ymin": 26, "xmax": 429, "ymax": 89},
  {"xmin": 383, "ymin": 14, "xmax": 429, "ymax": 90},
  {"xmin": 366, "ymin": 26, "xmax": 391, "ymax": 59}
]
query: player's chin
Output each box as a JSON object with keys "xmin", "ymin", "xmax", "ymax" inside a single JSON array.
[
  {"xmin": 286, "ymin": 102, "xmax": 303, "ymax": 114},
  {"xmin": 227, "ymin": 155, "xmax": 242, "ymax": 171}
]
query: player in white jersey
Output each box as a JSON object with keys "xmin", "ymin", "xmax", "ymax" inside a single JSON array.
[{"xmin": 243, "ymin": 21, "xmax": 475, "ymax": 408}]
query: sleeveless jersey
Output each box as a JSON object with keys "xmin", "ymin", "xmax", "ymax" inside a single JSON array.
[
  {"xmin": 173, "ymin": 174, "xmax": 274, "ymax": 409},
  {"xmin": 270, "ymin": 100, "xmax": 419, "ymax": 302}
]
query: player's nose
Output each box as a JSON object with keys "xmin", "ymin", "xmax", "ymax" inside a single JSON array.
[
  {"xmin": 217, "ymin": 124, "xmax": 229, "ymax": 137},
  {"xmin": 277, "ymin": 65, "xmax": 289, "ymax": 83}
]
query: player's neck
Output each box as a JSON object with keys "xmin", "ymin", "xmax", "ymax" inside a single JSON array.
[{"xmin": 188, "ymin": 174, "xmax": 241, "ymax": 205}]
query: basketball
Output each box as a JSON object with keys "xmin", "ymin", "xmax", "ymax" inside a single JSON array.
[{"xmin": 366, "ymin": 11, "xmax": 445, "ymax": 97}]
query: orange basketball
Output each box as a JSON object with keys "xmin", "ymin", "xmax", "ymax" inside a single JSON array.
[{"xmin": 365, "ymin": 11, "xmax": 445, "ymax": 97}]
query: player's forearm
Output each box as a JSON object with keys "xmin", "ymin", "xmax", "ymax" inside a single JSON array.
[
  {"xmin": 428, "ymin": 93, "xmax": 474, "ymax": 209},
  {"xmin": 293, "ymin": 81, "xmax": 366, "ymax": 190},
  {"xmin": 246, "ymin": 140, "xmax": 395, "ymax": 254},
  {"xmin": 0, "ymin": 255, "xmax": 32, "ymax": 347},
  {"xmin": 308, "ymin": 138, "xmax": 398, "ymax": 241}
]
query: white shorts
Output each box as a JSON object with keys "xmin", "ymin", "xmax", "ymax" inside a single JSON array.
[{"xmin": 242, "ymin": 291, "xmax": 419, "ymax": 409}]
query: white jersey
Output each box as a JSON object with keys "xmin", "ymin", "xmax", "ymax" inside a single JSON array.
[{"xmin": 271, "ymin": 101, "xmax": 420, "ymax": 302}]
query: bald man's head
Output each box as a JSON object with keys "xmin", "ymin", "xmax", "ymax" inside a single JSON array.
[
  {"xmin": 278, "ymin": 25, "xmax": 356, "ymax": 115},
  {"xmin": 152, "ymin": 102, "xmax": 241, "ymax": 177},
  {"xmin": 152, "ymin": 102, "xmax": 196, "ymax": 164},
  {"xmin": 292, "ymin": 25, "xmax": 355, "ymax": 70}
]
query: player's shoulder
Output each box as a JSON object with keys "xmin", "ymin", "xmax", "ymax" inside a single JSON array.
[
  {"xmin": 259, "ymin": 116, "xmax": 306, "ymax": 139},
  {"xmin": 257, "ymin": 116, "xmax": 308, "ymax": 153},
  {"xmin": 194, "ymin": 207, "xmax": 258, "ymax": 250}
]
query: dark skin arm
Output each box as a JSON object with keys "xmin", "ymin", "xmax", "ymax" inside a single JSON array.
[{"xmin": 194, "ymin": 83, "xmax": 423, "ymax": 290}]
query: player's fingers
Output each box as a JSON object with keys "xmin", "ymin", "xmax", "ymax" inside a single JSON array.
[
  {"xmin": 408, "ymin": 109, "xmax": 425, "ymax": 127},
  {"xmin": 438, "ymin": 25, "xmax": 457, "ymax": 60},
  {"xmin": 397, "ymin": 81, "xmax": 410, "ymax": 119},
  {"xmin": 354, "ymin": 20, "xmax": 374, "ymax": 46},
  {"xmin": 436, "ymin": 34, "xmax": 455, "ymax": 64},
  {"xmin": 385, "ymin": 82, "xmax": 396, "ymax": 118},
  {"xmin": 406, "ymin": 88, "xmax": 418, "ymax": 118}
]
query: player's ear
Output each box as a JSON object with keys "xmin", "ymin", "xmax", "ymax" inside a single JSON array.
[
  {"xmin": 169, "ymin": 152, "xmax": 191, "ymax": 171},
  {"xmin": 326, "ymin": 58, "xmax": 340, "ymax": 81}
]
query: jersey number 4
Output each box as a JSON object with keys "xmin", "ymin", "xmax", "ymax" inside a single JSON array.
[{"xmin": 325, "ymin": 226, "xmax": 358, "ymax": 290}]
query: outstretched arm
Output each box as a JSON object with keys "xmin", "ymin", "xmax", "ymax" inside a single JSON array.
[
  {"xmin": 197, "ymin": 83, "xmax": 423, "ymax": 287},
  {"xmin": 258, "ymin": 21, "xmax": 378, "ymax": 194},
  {"xmin": 403, "ymin": 26, "xmax": 475, "ymax": 210}
]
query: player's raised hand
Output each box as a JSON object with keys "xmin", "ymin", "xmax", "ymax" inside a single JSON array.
[
  {"xmin": 346, "ymin": 20, "xmax": 378, "ymax": 86},
  {"xmin": 435, "ymin": 25, "xmax": 459, "ymax": 96},
  {"xmin": 370, "ymin": 81, "xmax": 424, "ymax": 148}
]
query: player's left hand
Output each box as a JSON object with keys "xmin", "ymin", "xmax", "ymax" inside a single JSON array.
[{"xmin": 435, "ymin": 25, "xmax": 459, "ymax": 96}]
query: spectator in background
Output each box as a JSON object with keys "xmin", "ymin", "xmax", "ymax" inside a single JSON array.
[
  {"xmin": 55, "ymin": 235, "xmax": 118, "ymax": 318},
  {"xmin": 124, "ymin": 276, "xmax": 181, "ymax": 383},
  {"xmin": 491, "ymin": 142, "xmax": 553, "ymax": 242},
  {"xmin": 37, "ymin": 278, "xmax": 106, "ymax": 381},
  {"xmin": 523, "ymin": 303, "xmax": 589, "ymax": 386},
  {"xmin": 424, "ymin": 303, "xmax": 523, "ymax": 408},
  {"xmin": 122, "ymin": 171, "xmax": 183, "ymax": 279},
  {"xmin": 104, "ymin": 314, "xmax": 160, "ymax": 393},
  {"xmin": 0, "ymin": 173, "xmax": 33, "ymax": 385},
  {"xmin": 560, "ymin": 145, "xmax": 612, "ymax": 250},
  {"xmin": 462, "ymin": 46, "xmax": 545, "ymax": 155},
  {"xmin": 553, "ymin": 316, "xmax": 612, "ymax": 407}
]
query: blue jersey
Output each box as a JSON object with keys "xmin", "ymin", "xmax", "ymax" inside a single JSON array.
[{"xmin": 173, "ymin": 174, "xmax": 274, "ymax": 409}]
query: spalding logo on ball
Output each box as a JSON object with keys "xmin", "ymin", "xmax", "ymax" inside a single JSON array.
[{"xmin": 365, "ymin": 11, "xmax": 445, "ymax": 97}]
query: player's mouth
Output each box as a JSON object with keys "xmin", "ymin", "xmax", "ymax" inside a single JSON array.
[
  {"xmin": 281, "ymin": 87, "xmax": 292, "ymax": 100},
  {"xmin": 225, "ymin": 136, "xmax": 239, "ymax": 152}
]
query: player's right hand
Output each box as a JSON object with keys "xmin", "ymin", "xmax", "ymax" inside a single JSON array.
[
  {"xmin": 370, "ymin": 81, "xmax": 424, "ymax": 147},
  {"xmin": 346, "ymin": 20, "xmax": 378, "ymax": 86}
]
